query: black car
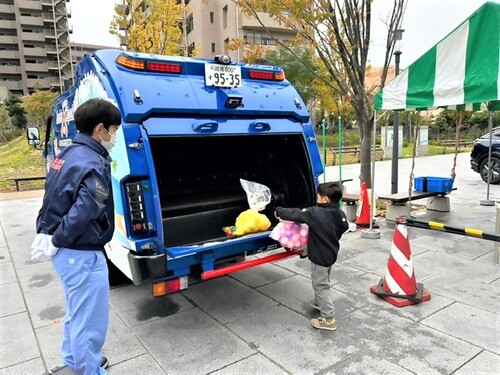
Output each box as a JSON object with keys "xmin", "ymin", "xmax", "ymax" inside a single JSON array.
[{"xmin": 471, "ymin": 126, "xmax": 500, "ymax": 183}]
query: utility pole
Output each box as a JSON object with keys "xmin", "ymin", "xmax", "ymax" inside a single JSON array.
[{"xmin": 391, "ymin": 29, "xmax": 404, "ymax": 194}]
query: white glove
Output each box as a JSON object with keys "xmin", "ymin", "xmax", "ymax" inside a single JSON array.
[
  {"xmin": 30, "ymin": 234, "xmax": 59, "ymax": 261},
  {"xmin": 45, "ymin": 235, "xmax": 59, "ymax": 257},
  {"xmin": 31, "ymin": 233, "xmax": 49, "ymax": 261}
]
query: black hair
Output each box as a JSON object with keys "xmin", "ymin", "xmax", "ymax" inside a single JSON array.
[
  {"xmin": 317, "ymin": 182, "xmax": 343, "ymax": 203},
  {"xmin": 73, "ymin": 98, "xmax": 121, "ymax": 135}
]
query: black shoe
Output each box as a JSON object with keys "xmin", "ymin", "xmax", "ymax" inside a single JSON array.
[
  {"xmin": 100, "ymin": 356, "xmax": 109, "ymax": 369},
  {"xmin": 47, "ymin": 357, "xmax": 108, "ymax": 374}
]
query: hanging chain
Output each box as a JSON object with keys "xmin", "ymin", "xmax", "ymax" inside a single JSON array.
[
  {"xmin": 408, "ymin": 112, "xmax": 421, "ymax": 206},
  {"xmin": 450, "ymin": 111, "xmax": 463, "ymax": 179}
]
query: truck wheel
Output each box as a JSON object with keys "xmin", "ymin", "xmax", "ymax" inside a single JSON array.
[{"xmin": 480, "ymin": 156, "xmax": 500, "ymax": 184}]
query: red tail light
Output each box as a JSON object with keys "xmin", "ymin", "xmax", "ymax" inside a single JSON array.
[{"xmin": 147, "ymin": 62, "xmax": 181, "ymax": 73}]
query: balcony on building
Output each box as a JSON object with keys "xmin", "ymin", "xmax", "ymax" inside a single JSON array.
[
  {"xmin": 18, "ymin": 0, "xmax": 42, "ymax": 11},
  {"xmin": 25, "ymin": 62, "xmax": 49, "ymax": 72},
  {"xmin": 0, "ymin": 3, "xmax": 13, "ymax": 13},
  {"xmin": 0, "ymin": 20, "xmax": 16, "ymax": 29},
  {"xmin": 0, "ymin": 50, "xmax": 19, "ymax": 60},
  {"xmin": 0, "ymin": 80, "xmax": 22, "ymax": 92},
  {"xmin": 23, "ymin": 47, "xmax": 46, "ymax": 57},
  {"xmin": 20, "ymin": 15, "xmax": 44, "ymax": 27},
  {"xmin": 21, "ymin": 31, "xmax": 45, "ymax": 42},
  {"xmin": 0, "ymin": 35, "xmax": 17, "ymax": 45},
  {"xmin": 0, "ymin": 65, "xmax": 21, "ymax": 75}
]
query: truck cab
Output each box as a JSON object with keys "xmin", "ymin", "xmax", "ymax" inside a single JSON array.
[{"xmin": 44, "ymin": 49, "xmax": 323, "ymax": 296}]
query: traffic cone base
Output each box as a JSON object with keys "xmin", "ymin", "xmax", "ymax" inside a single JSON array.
[{"xmin": 370, "ymin": 278, "xmax": 431, "ymax": 307}]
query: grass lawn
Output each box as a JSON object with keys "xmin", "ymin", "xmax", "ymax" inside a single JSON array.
[{"xmin": 0, "ymin": 136, "xmax": 46, "ymax": 192}]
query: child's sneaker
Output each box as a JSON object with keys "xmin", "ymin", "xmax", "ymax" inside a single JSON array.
[
  {"xmin": 311, "ymin": 316, "xmax": 337, "ymax": 331},
  {"xmin": 309, "ymin": 299, "xmax": 320, "ymax": 311}
]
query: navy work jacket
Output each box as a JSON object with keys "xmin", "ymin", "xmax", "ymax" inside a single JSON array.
[{"xmin": 36, "ymin": 133, "xmax": 115, "ymax": 251}]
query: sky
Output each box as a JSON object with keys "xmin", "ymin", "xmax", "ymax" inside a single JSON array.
[{"xmin": 70, "ymin": 0, "xmax": 495, "ymax": 68}]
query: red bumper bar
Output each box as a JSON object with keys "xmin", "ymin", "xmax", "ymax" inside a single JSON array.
[{"xmin": 201, "ymin": 249, "xmax": 303, "ymax": 280}]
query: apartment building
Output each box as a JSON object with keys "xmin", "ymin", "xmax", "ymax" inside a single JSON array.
[
  {"xmin": 119, "ymin": 0, "xmax": 296, "ymax": 62},
  {"xmin": 185, "ymin": 1, "xmax": 296, "ymax": 61},
  {"xmin": 0, "ymin": 0, "xmax": 72, "ymax": 95}
]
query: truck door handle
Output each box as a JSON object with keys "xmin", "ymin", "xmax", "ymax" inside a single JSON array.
[
  {"xmin": 192, "ymin": 121, "xmax": 218, "ymax": 133},
  {"xmin": 249, "ymin": 121, "xmax": 271, "ymax": 132}
]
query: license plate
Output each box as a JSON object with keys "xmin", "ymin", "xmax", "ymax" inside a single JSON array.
[{"xmin": 205, "ymin": 63, "xmax": 242, "ymax": 88}]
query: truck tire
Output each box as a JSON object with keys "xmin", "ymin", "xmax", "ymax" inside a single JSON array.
[{"xmin": 480, "ymin": 156, "xmax": 500, "ymax": 184}]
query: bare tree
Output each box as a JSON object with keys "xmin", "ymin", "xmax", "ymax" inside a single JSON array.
[{"xmin": 234, "ymin": 0, "xmax": 406, "ymax": 186}]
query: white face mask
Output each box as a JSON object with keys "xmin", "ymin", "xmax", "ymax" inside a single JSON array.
[{"xmin": 100, "ymin": 131, "xmax": 117, "ymax": 151}]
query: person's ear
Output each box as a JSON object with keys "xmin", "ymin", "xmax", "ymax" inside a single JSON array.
[{"xmin": 94, "ymin": 123, "xmax": 105, "ymax": 134}]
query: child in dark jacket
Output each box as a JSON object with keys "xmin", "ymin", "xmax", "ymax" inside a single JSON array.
[{"xmin": 276, "ymin": 182, "xmax": 348, "ymax": 331}]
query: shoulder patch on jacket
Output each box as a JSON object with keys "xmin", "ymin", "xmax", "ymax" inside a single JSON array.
[{"xmin": 51, "ymin": 158, "xmax": 65, "ymax": 171}]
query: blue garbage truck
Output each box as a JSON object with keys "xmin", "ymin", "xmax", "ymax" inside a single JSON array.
[{"xmin": 39, "ymin": 49, "xmax": 323, "ymax": 296}]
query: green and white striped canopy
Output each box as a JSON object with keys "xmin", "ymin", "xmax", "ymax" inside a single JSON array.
[{"xmin": 374, "ymin": 1, "xmax": 500, "ymax": 111}]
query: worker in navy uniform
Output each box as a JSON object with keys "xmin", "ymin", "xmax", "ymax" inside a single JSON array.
[{"xmin": 33, "ymin": 98, "xmax": 121, "ymax": 375}]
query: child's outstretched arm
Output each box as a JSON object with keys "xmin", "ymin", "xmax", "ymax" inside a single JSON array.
[{"xmin": 275, "ymin": 207, "xmax": 313, "ymax": 225}]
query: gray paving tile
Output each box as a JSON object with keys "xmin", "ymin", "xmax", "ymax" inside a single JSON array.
[
  {"xmin": 228, "ymin": 304, "xmax": 481, "ymax": 375},
  {"xmin": 0, "ymin": 262, "xmax": 15, "ymax": 285},
  {"xmin": 0, "ymin": 313, "xmax": 40, "ymax": 369},
  {"xmin": 341, "ymin": 246, "xmax": 439, "ymax": 281},
  {"xmin": 132, "ymin": 308, "xmax": 255, "ymax": 375},
  {"xmin": 0, "ymin": 357, "xmax": 44, "ymax": 375},
  {"xmin": 24, "ymin": 284, "xmax": 65, "ymax": 328},
  {"xmin": 181, "ymin": 277, "xmax": 277, "ymax": 324},
  {"xmin": 17, "ymin": 261, "xmax": 59, "ymax": 292},
  {"xmin": 0, "ymin": 282, "xmax": 25, "ymax": 318},
  {"xmin": 107, "ymin": 354, "xmax": 166, "ymax": 375},
  {"xmin": 325, "ymin": 353, "xmax": 414, "ymax": 375},
  {"xmin": 229, "ymin": 262, "xmax": 295, "ymax": 288},
  {"xmin": 211, "ymin": 353, "xmax": 288, "ymax": 375},
  {"xmin": 454, "ymin": 350, "xmax": 500, "ymax": 375},
  {"xmin": 412, "ymin": 251, "xmax": 500, "ymax": 283},
  {"xmin": 0, "ymin": 245, "xmax": 10, "ymax": 264},
  {"xmin": 109, "ymin": 282, "xmax": 194, "ymax": 328},
  {"xmin": 227, "ymin": 305, "xmax": 360, "ymax": 374},
  {"xmin": 36, "ymin": 309, "xmax": 146, "ymax": 370},
  {"xmin": 424, "ymin": 273, "xmax": 500, "ymax": 315},
  {"xmin": 421, "ymin": 302, "xmax": 500, "ymax": 354}
]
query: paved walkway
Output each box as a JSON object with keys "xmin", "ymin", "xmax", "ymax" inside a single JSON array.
[{"xmin": 1, "ymin": 153, "xmax": 499, "ymax": 374}]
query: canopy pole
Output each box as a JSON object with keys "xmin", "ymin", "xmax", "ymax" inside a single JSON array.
[
  {"xmin": 480, "ymin": 108, "xmax": 494, "ymax": 206},
  {"xmin": 361, "ymin": 111, "xmax": 380, "ymax": 239}
]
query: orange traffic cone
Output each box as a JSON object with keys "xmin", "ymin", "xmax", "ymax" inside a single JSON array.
[
  {"xmin": 355, "ymin": 182, "xmax": 371, "ymax": 227},
  {"xmin": 370, "ymin": 220, "xmax": 431, "ymax": 307}
]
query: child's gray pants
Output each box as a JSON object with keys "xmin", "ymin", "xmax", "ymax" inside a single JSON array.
[{"xmin": 311, "ymin": 262, "xmax": 335, "ymax": 318}]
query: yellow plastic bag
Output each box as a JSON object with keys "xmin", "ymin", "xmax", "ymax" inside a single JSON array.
[{"xmin": 234, "ymin": 209, "xmax": 271, "ymax": 236}]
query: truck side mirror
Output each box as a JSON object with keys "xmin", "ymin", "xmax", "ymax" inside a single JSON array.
[{"xmin": 26, "ymin": 125, "xmax": 40, "ymax": 147}]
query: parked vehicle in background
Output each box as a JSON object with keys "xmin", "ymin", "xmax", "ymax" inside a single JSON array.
[{"xmin": 470, "ymin": 127, "xmax": 500, "ymax": 183}]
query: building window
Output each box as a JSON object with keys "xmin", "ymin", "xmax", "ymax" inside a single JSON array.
[
  {"xmin": 27, "ymin": 74, "xmax": 38, "ymax": 79},
  {"xmin": 210, "ymin": 12, "xmax": 214, "ymax": 23},
  {"xmin": 186, "ymin": 13, "xmax": 194, "ymax": 34},
  {"xmin": 222, "ymin": 5, "xmax": 227, "ymax": 29},
  {"xmin": 211, "ymin": 43, "xmax": 216, "ymax": 53},
  {"xmin": 223, "ymin": 37, "xmax": 229, "ymax": 54}
]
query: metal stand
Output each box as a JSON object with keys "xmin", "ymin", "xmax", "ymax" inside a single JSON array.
[{"xmin": 362, "ymin": 111, "xmax": 380, "ymax": 239}]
